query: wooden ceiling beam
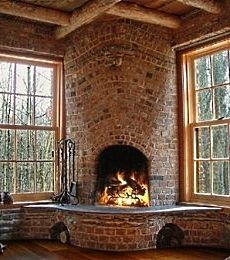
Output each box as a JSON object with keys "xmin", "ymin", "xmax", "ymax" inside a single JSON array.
[
  {"xmin": 106, "ymin": 2, "xmax": 181, "ymax": 29},
  {"xmin": 55, "ymin": 0, "xmax": 122, "ymax": 39},
  {"xmin": 0, "ymin": 0, "xmax": 70, "ymax": 26},
  {"xmin": 176, "ymin": 0, "xmax": 222, "ymax": 14}
]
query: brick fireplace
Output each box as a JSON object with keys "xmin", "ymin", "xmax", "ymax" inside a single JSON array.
[
  {"xmin": 65, "ymin": 19, "xmax": 178, "ymax": 206},
  {"xmin": 0, "ymin": 8, "xmax": 229, "ymax": 253}
]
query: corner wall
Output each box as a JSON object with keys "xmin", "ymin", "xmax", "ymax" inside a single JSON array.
[{"xmin": 64, "ymin": 19, "xmax": 178, "ymax": 205}]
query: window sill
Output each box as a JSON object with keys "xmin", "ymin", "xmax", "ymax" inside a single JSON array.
[
  {"xmin": 178, "ymin": 201, "xmax": 230, "ymax": 210},
  {"xmin": 0, "ymin": 200, "xmax": 53, "ymax": 209}
]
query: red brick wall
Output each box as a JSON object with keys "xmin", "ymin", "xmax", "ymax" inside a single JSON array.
[
  {"xmin": 173, "ymin": 3, "xmax": 230, "ymax": 48},
  {"xmin": 64, "ymin": 19, "xmax": 178, "ymax": 205},
  {"xmin": 1, "ymin": 205, "xmax": 229, "ymax": 250},
  {"xmin": 19, "ymin": 206, "xmax": 230, "ymax": 251},
  {"xmin": 0, "ymin": 207, "xmax": 23, "ymax": 240},
  {"xmin": 0, "ymin": 14, "xmax": 64, "ymax": 57}
]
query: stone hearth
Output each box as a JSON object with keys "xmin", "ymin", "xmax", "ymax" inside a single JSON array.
[
  {"xmin": 17, "ymin": 204, "xmax": 228, "ymax": 251},
  {"xmin": 1, "ymin": 204, "xmax": 229, "ymax": 251}
]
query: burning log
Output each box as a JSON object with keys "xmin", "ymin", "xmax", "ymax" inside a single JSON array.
[
  {"xmin": 110, "ymin": 179, "xmax": 123, "ymax": 186},
  {"xmin": 107, "ymin": 183, "xmax": 127, "ymax": 196},
  {"xmin": 126, "ymin": 177, "xmax": 146, "ymax": 196},
  {"xmin": 98, "ymin": 170, "xmax": 149, "ymax": 207}
]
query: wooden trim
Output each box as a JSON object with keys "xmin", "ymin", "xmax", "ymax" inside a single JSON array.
[
  {"xmin": 191, "ymin": 194, "xmax": 230, "ymax": 207},
  {"xmin": 0, "ymin": 52, "xmax": 63, "ymax": 65},
  {"xmin": 178, "ymin": 38, "xmax": 230, "ymax": 206},
  {"xmin": 192, "ymin": 119, "xmax": 230, "ymax": 127},
  {"xmin": 177, "ymin": 52, "xmax": 186, "ymax": 202},
  {"xmin": 181, "ymin": 38, "xmax": 230, "ymax": 58},
  {"xmin": 0, "ymin": 125, "xmax": 56, "ymax": 132},
  {"xmin": 176, "ymin": 0, "xmax": 222, "ymax": 14},
  {"xmin": 177, "ymin": 52, "xmax": 195, "ymax": 203},
  {"xmin": 0, "ymin": 0, "xmax": 70, "ymax": 26},
  {"xmin": 106, "ymin": 2, "xmax": 181, "ymax": 29},
  {"xmin": 0, "ymin": 52, "xmax": 63, "ymax": 200},
  {"xmin": 172, "ymin": 31, "xmax": 230, "ymax": 52},
  {"xmin": 12, "ymin": 192, "xmax": 53, "ymax": 202},
  {"xmin": 55, "ymin": 63, "xmax": 65, "ymax": 194},
  {"xmin": 55, "ymin": 0, "xmax": 122, "ymax": 39}
]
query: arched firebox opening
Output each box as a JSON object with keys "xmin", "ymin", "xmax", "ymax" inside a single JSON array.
[{"xmin": 95, "ymin": 145, "xmax": 150, "ymax": 207}]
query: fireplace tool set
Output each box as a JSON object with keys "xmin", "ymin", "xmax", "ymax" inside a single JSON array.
[{"xmin": 52, "ymin": 139, "xmax": 79, "ymax": 205}]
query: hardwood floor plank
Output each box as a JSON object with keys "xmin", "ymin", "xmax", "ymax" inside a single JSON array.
[{"xmin": 0, "ymin": 240, "xmax": 229, "ymax": 260}]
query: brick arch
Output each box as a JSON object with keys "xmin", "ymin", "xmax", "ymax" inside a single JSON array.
[
  {"xmin": 94, "ymin": 139, "xmax": 152, "ymax": 160},
  {"xmin": 50, "ymin": 221, "xmax": 70, "ymax": 244},
  {"xmin": 156, "ymin": 223, "xmax": 184, "ymax": 248}
]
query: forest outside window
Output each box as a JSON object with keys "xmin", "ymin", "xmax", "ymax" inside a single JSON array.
[
  {"xmin": 0, "ymin": 54, "xmax": 62, "ymax": 202},
  {"xmin": 181, "ymin": 40, "xmax": 230, "ymax": 206}
]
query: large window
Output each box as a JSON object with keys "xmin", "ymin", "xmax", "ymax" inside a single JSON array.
[
  {"xmin": 180, "ymin": 40, "xmax": 230, "ymax": 206},
  {"xmin": 0, "ymin": 54, "xmax": 63, "ymax": 202}
]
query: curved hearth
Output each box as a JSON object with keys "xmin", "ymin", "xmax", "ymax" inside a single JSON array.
[{"xmin": 19, "ymin": 204, "xmax": 227, "ymax": 251}]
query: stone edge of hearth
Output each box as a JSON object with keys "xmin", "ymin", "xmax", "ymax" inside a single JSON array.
[{"xmin": 23, "ymin": 204, "xmax": 222, "ymax": 215}]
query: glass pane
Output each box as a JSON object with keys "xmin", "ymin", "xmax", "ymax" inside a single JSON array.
[
  {"xmin": 195, "ymin": 56, "xmax": 211, "ymax": 89},
  {"xmin": 212, "ymin": 50, "xmax": 229, "ymax": 85},
  {"xmin": 0, "ymin": 129, "xmax": 14, "ymax": 160},
  {"xmin": 0, "ymin": 162, "xmax": 14, "ymax": 193},
  {"xmin": 35, "ymin": 97, "xmax": 52, "ymax": 126},
  {"xmin": 35, "ymin": 67, "xmax": 53, "ymax": 96},
  {"xmin": 213, "ymin": 161, "xmax": 229, "ymax": 195},
  {"xmin": 16, "ymin": 130, "xmax": 35, "ymax": 160},
  {"xmin": 194, "ymin": 127, "xmax": 210, "ymax": 159},
  {"xmin": 36, "ymin": 162, "xmax": 54, "ymax": 192},
  {"xmin": 37, "ymin": 130, "xmax": 55, "ymax": 160},
  {"xmin": 15, "ymin": 95, "xmax": 34, "ymax": 125},
  {"xmin": 15, "ymin": 64, "xmax": 34, "ymax": 95},
  {"xmin": 214, "ymin": 85, "xmax": 230, "ymax": 119},
  {"xmin": 197, "ymin": 89, "xmax": 212, "ymax": 121},
  {"xmin": 16, "ymin": 162, "xmax": 35, "ymax": 193},
  {"xmin": 212, "ymin": 125, "xmax": 228, "ymax": 158},
  {"xmin": 195, "ymin": 161, "xmax": 211, "ymax": 194},
  {"xmin": 0, "ymin": 62, "xmax": 14, "ymax": 93},
  {"xmin": 0, "ymin": 93, "xmax": 14, "ymax": 124}
]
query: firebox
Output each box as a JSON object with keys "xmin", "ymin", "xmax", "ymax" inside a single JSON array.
[{"xmin": 95, "ymin": 145, "xmax": 150, "ymax": 207}]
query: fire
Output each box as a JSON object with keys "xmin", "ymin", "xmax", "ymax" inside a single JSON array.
[{"xmin": 98, "ymin": 171, "xmax": 149, "ymax": 207}]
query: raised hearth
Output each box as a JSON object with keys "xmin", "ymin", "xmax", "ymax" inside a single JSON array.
[{"xmin": 18, "ymin": 204, "xmax": 228, "ymax": 251}]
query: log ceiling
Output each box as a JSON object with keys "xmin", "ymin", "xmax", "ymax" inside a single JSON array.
[{"xmin": 0, "ymin": 0, "xmax": 226, "ymax": 39}]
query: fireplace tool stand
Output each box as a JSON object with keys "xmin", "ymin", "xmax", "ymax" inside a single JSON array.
[{"xmin": 52, "ymin": 139, "xmax": 79, "ymax": 205}]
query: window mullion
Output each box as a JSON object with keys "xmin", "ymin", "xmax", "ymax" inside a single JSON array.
[
  {"xmin": 229, "ymin": 123, "xmax": 230, "ymax": 195},
  {"xmin": 210, "ymin": 126, "xmax": 214, "ymax": 195},
  {"xmin": 13, "ymin": 63, "xmax": 16, "ymax": 125},
  {"xmin": 13, "ymin": 129, "xmax": 17, "ymax": 194},
  {"xmin": 210, "ymin": 55, "xmax": 216, "ymax": 121},
  {"xmin": 34, "ymin": 130, "xmax": 37, "ymax": 193},
  {"xmin": 13, "ymin": 63, "xmax": 17, "ymax": 194}
]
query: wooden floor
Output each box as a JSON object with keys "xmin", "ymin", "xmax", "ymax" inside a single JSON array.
[{"xmin": 0, "ymin": 240, "xmax": 229, "ymax": 260}]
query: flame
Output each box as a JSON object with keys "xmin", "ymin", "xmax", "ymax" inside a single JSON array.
[
  {"xmin": 98, "ymin": 171, "xmax": 149, "ymax": 207},
  {"xmin": 117, "ymin": 171, "xmax": 127, "ymax": 185}
]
